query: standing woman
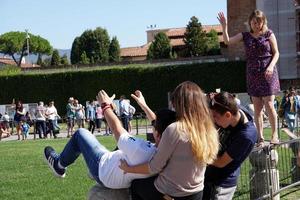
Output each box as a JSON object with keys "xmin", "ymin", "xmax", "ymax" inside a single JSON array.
[
  {"xmin": 218, "ymin": 10, "xmax": 280, "ymax": 146},
  {"xmin": 14, "ymin": 100, "xmax": 26, "ymax": 140},
  {"xmin": 119, "ymin": 81, "xmax": 219, "ymax": 200}
]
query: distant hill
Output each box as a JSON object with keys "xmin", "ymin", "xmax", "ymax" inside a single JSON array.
[{"xmin": 0, "ymin": 49, "xmax": 71, "ymax": 64}]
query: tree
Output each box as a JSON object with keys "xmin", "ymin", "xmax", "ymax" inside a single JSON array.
[
  {"xmin": 91, "ymin": 27, "xmax": 110, "ymax": 63},
  {"xmin": 206, "ymin": 30, "xmax": 221, "ymax": 55},
  {"xmin": 184, "ymin": 16, "xmax": 207, "ymax": 56},
  {"xmin": 109, "ymin": 36, "xmax": 121, "ymax": 62},
  {"xmin": 60, "ymin": 54, "xmax": 69, "ymax": 65},
  {"xmin": 71, "ymin": 27, "xmax": 110, "ymax": 64},
  {"xmin": 146, "ymin": 44, "xmax": 154, "ymax": 60},
  {"xmin": 0, "ymin": 31, "xmax": 52, "ymax": 67},
  {"xmin": 51, "ymin": 49, "xmax": 60, "ymax": 66},
  {"xmin": 147, "ymin": 32, "xmax": 172, "ymax": 60},
  {"xmin": 42, "ymin": 57, "xmax": 51, "ymax": 67},
  {"xmin": 70, "ymin": 37, "xmax": 81, "ymax": 64},
  {"xmin": 36, "ymin": 53, "xmax": 43, "ymax": 66},
  {"xmin": 79, "ymin": 51, "xmax": 90, "ymax": 64}
]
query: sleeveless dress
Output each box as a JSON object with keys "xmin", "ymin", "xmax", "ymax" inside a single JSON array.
[{"xmin": 242, "ymin": 30, "xmax": 280, "ymax": 97}]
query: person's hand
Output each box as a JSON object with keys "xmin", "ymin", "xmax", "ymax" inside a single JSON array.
[
  {"xmin": 265, "ymin": 66, "xmax": 274, "ymax": 78},
  {"xmin": 217, "ymin": 12, "xmax": 227, "ymax": 29},
  {"xmin": 131, "ymin": 90, "xmax": 147, "ymax": 107},
  {"xmin": 97, "ymin": 90, "xmax": 115, "ymax": 105},
  {"xmin": 119, "ymin": 159, "xmax": 129, "ymax": 174}
]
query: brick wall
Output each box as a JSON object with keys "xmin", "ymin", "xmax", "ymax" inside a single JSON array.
[{"xmin": 227, "ymin": 0, "xmax": 257, "ymax": 59}]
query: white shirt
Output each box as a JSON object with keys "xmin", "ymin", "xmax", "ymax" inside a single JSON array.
[
  {"xmin": 119, "ymin": 100, "xmax": 130, "ymax": 116},
  {"xmin": 129, "ymin": 105, "xmax": 136, "ymax": 115},
  {"xmin": 75, "ymin": 104, "xmax": 84, "ymax": 119},
  {"xmin": 98, "ymin": 133, "xmax": 156, "ymax": 189},
  {"xmin": 46, "ymin": 106, "xmax": 58, "ymax": 120},
  {"xmin": 2, "ymin": 114, "xmax": 10, "ymax": 122},
  {"xmin": 36, "ymin": 105, "xmax": 46, "ymax": 121}
]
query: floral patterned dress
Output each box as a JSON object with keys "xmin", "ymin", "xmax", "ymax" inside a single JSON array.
[{"xmin": 242, "ymin": 30, "xmax": 280, "ymax": 97}]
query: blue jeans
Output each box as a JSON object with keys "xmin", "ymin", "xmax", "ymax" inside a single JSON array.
[
  {"xmin": 285, "ymin": 113, "xmax": 296, "ymax": 133},
  {"xmin": 59, "ymin": 128, "xmax": 109, "ymax": 183}
]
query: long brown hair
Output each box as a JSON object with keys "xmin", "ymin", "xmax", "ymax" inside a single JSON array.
[
  {"xmin": 171, "ymin": 81, "xmax": 219, "ymax": 164},
  {"xmin": 16, "ymin": 100, "xmax": 23, "ymax": 111}
]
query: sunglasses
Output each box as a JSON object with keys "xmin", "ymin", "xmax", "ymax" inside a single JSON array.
[{"xmin": 210, "ymin": 93, "xmax": 234, "ymax": 111}]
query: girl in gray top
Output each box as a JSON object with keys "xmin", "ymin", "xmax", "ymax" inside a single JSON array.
[{"xmin": 120, "ymin": 81, "xmax": 219, "ymax": 200}]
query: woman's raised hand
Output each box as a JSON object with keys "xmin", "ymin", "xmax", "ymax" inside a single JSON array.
[
  {"xmin": 217, "ymin": 12, "xmax": 227, "ymax": 28},
  {"xmin": 97, "ymin": 90, "xmax": 115, "ymax": 105},
  {"xmin": 131, "ymin": 90, "xmax": 146, "ymax": 107}
]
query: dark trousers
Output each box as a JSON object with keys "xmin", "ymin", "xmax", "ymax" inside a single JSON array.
[
  {"xmin": 48, "ymin": 120, "xmax": 58, "ymax": 138},
  {"xmin": 35, "ymin": 120, "xmax": 46, "ymax": 138},
  {"xmin": 121, "ymin": 114, "xmax": 129, "ymax": 131},
  {"xmin": 88, "ymin": 120, "xmax": 96, "ymax": 134},
  {"xmin": 131, "ymin": 176, "xmax": 203, "ymax": 200},
  {"xmin": 96, "ymin": 118, "xmax": 102, "ymax": 129}
]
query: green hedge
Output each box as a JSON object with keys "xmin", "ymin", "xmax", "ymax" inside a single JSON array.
[{"xmin": 0, "ymin": 61, "xmax": 246, "ymax": 115}]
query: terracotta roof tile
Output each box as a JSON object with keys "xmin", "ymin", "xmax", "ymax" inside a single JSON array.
[
  {"xmin": 166, "ymin": 28, "xmax": 186, "ymax": 37},
  {"xmin": 121, "ymin": 43, "xmax": 150, "ymax": 57},
  {"xmin": 170, "ymin": 38, "xmax": 185, "ymax": 46},
  {"xmin": 121, "ymin": 24, "xmax": 223, "ymax": 58},
  {"xmin": 0, "ymin": 57, "xmax": 40, "ymax": 68},
  {"xmin": 0, "ymin": 57, "xmax": 16, "ymax": 65},
  {"xmin": 165, "ymin": 25, "xmax": 222, "ymax": 37}
]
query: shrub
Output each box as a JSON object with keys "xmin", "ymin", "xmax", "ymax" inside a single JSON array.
[{"xmin": 0, "ymin": 61, "xmax": 246, "ymax": 115}]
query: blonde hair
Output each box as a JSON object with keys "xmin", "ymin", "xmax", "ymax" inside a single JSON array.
[
  {"xmin": 248, "ymin": 10, "xmax": 268, "ymax": 33},
  {"xmin": 171, "ymin": 81, "xmax": 219, "ymax": 164}
]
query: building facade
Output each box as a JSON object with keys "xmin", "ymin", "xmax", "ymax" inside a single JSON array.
[
  {"xmin": 227, "ymin": 0, "xmax": 300, "ymax": 88},
  {"xmin": 121, "ymin": 25, "xmax": 223, "ymax": 61}
]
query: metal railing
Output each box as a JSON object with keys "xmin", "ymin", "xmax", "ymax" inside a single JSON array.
[{"xmin": 234, "ymin": 139, "xmax": 300, "ymax": 200}]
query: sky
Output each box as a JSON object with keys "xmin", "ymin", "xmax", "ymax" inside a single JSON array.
[{"xmin": 1, "ymin": 0, "xmax": 226, "ymax": 50}]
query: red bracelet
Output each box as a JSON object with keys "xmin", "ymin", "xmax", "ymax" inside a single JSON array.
[
  {"xmin": 101, "ymin": 102, "xmax": 111, "ymax": 109},
  {"xmin": 102, "ymin": 105, "xmax": 112, "ymax": 114}
]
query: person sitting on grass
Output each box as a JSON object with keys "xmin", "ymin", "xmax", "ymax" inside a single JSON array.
[
  {"xmin": 43, "ymin": 90, "xmax": 176, "ymax": 189},
  {"xmin": 0, "ymin": 121, "xmax": 10, "ymax": 141}
]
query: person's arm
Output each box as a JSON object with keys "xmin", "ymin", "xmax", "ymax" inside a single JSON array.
[
  {"xmin": 131, "ymin": 90, "xmax": 156, "ymax": 121},
  {"xmin": 265, "ymin": 33, "xmax": 280, "ymax": 76},
  {"xmin": 281, "ymin": 96, "xmax": 287, "ymax": 108},
  {"xmin": 211, "ymin": 152, "xmax": 233, "ymax": 168},
  {"xmin": 119, "ymin": 160, "xmax": 150, "ymax": 174},
  {"xmin": 17, "ymin": 108, "xmax": 26, "ymax": 115},
  {"xmin": 217, "ymin": 12, "xmax": 243, "ymax": 45},
  {"xmin": 129, "ymin": 105, "xmax": 136, "ymax": 115},
  {"xmin": 97, "ymin": 90, "xmax": 126, "ymax": 142},
  {"xmin": 54, "ymin": 108, "xmax": 60, "ymax": 118},
  {"xmin": 119, "ymin": 124, "xmax": 178, "ymax": 175},
  {"xmin": 42, "ymin": 108, "xmax": 48, "ymax": 118},
  {"xmin": 82, "ymin": 106, "xmax": 86, "ymax": 119}
]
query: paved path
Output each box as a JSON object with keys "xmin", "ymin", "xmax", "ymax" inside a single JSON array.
[
  {"xmin": 1, "ymin": 126, "xmax": 149, "ymax": 142},
  {"xmin": 2, "ymin": 120, "xmax": 299, "ymax": 142}
]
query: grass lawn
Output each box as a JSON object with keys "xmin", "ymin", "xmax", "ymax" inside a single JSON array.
[
  {"xmin": 1, "ymin": 129, "xmax": 299, "ymax": 200},
  {"xmin": 0, "ymin": 135, "xmax": 139, "ymax": 200}
]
